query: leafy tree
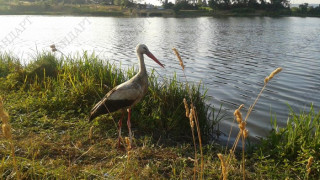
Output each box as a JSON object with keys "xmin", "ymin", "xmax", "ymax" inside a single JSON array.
[
  {"xmin": 270, "ymin": 0, "xmax": 289, "ymax": 9},
  {"xmin": 173, "ymin": 1, "xmax": 199, "ymax": 11},
  {"xmin": 248, "ymin": 0, "xmax": 259, "ymax": 8},
  {"xmin": 163, "ymin": 2, "xmax": 174, "ymax": 9},
  {"xmin": 298, "ymin": 3, "xmax": 308, "ymax": 13}
]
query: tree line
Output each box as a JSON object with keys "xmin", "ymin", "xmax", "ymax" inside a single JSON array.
[
  {"xmin": 3, "ymin": 0, "xmax": 320, "ymax": 16},
  {"xmin": 208, "ymin": 0, "xmax": 290, "ymax": 10}
]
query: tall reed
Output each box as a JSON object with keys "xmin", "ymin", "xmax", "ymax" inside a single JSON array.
[
  {"xmin": 0, "ymin": 97, "xmax": 20, "ymax": 179},
  {"xmin": 173, "ymin": 48, "xmax": 204, "ymax": 179},
  {"xmin": 306, "ymin": 156, "xmax": 313, "ymax": 179},
  {"xmin": 224, "ymin": 67, "xmax": 282, "ymax": 180}
]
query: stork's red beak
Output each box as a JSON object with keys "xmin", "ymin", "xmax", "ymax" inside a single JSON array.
[{"xmin": 146, "ymin": 52, "xmax": 165, "ymax": 68}]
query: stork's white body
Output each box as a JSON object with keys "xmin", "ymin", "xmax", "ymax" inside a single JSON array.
[{"xmin": 107, "ymin": 65, "xmax": 148, "ymax": 109}]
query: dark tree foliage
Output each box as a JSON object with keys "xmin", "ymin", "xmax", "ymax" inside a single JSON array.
[
  {"xmin": 163, "ymin": 2, "xmax": 175, "ymax": 9},
  {"xmin": 208, "ymin": 0, "xmax": 290, "ymax": 10},
  {"xmin": 309, "ymin": 5, "xmax": 320, "ymax": 15},
  {"xmin": 173, "ymin": 1, "xmax": 199, "ymax": 11},
  {"xmin": 295, "ymin": 3, "xmax": 320, "ymax": 15}
]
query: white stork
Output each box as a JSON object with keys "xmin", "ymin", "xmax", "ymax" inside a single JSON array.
[{"xmin": 89, "ymin": 44, "xmax": 164, "ymax": 147}]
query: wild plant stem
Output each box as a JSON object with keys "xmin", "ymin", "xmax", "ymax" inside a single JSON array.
[
  {"xmin": 191, "ymin": 128, "xmax": 197, "ymax": 180},
  {"xmin": 9, "ymin": 140, "xmax": 20, "ymax": 180},
  {"xmin": 242, "ymin": 134, "xmax": 245, "ymax": 180},
  {"xmin": 194, "ymin": 109, "xmax": 204, "ymax": 180},
  {"xmin": 225, "ymin": 116, "xmax": 236, "ymax": 154},
  {"xmin": 244, "ymin": 84, "xmax": 267, "ymax": 122},
  {"xmin": 231, "ymin": 131, "xmax": 241, "ymax": 154},
  {"xmin": 174, "ymin": 48, "xmax": 204, "ymax": 179}
]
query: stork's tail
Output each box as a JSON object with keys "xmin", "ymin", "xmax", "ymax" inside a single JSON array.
[
  {"xmin": 88, "ymin": 112, "xmax": 98, "ymax": 122},
  {"xmin": 88, "ymin": 99, "xmax": 109, "ymax": 122}
]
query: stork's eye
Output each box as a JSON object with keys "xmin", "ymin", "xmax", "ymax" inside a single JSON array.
[{"xmin": 143, "ymin": 47, "xmax": 148, "ymax": 51}]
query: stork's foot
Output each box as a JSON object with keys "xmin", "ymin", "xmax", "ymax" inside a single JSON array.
[
  {"xmin": 117, "ymin": 110, "xmax": 125, "ymax": 150},
  {"xmin": 126, "ymin": 108, "xmax": 133, "ymax": 150},
  {"xmin": 117, "ymin": 136, "xmax": 122, "ymax": 148},
  {"xmin": 117, "ymin": 137, "xmax": 126, "ymax": 151}
]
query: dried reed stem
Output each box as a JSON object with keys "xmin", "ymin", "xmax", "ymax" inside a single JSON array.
[
  {"xmin": 172, "ymin": 48, "xmax": 184, "ymax": 70},
  {"xmin": 193, "ymin": 107, "xmax": 204, "ymax": 179},
  {"xmin": 264, "ymin": 68, "xmax": 282, "ymax": 84},
  {"xmin": 245, "ymin": 67, "xmax": 282, "ymax": 123},
  {"xmin": 225, "ymin": 104, "xmax": 244, "ymax": 153},
  {"xmin": 187, "ymin": 105, "xmax": 197, "ymax": 180},
  {"xmin": 229, "ymin": 67, "xmax": 282, "ymax": 180},
  {"xmin": 235, "ymin": 67, "xmax": 283, "ymax": 152},
  {"xmin": 0, "ymin": 98, "xmax": 20, "ymax": 179},
  {"xmin": 175, "ymin": 47, "xmax": 204, "ymax": 179},
  {"xmin": 306, "ymin": 156, "xmax": 313, "ymax": 178},
  {"xmin": 172, "ymin": 48, "xmax": 189, "ymax": 91},
  {"xmin": 242, "ymin": 134, "xmax": 245, "ymax": 180},
  {"xmin": 183, "ymin": 98, "xmax": 190, "ymax": 118},
  {"xmin": 230, "ymin": 131, "xmax": 241, "ymax": 154},
  {"xmin": 217, "ymin": 153, "xmax": 228, "ymax": 180}
]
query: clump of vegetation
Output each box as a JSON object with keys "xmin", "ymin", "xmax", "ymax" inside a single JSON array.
[
  {"xmin": 0, "ymin": 52, "xmax": 212, "ymax": 142},
  {"xmin": 0, "ymin": 51, "xmax": 319, "ymax": 179},
  {"xmin": 0, "ymin": 51, "xmax": 218, "ymax": 179},
  {"xmin": 253, "ymin": 105, "xmax": 320, "ymax": 179}
]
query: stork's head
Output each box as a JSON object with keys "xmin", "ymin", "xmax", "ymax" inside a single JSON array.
[{"xmin": 136, "ymin": 44, "xmax": 165, "ymax": 68}]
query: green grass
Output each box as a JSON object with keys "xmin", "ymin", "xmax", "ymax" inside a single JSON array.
[
  {"xmin": 252, "ymin": 105, "xmax": 320, "ymax": 179},
  {"xmin": 0, "ymin": 52, "xmax": 213, "ymax": 141},
  {"xmin": 0, "ymin": 2, "xmax": 173, "ymax": 17},
  {"xmin": 0, "ymin": 3, "xmax": 125, "ymax": 16},
  {"xmin": 0, "ymin": 52, "xmax": 319, "ymax": 179}
]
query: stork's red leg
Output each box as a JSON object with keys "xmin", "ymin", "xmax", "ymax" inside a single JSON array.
[
  {"xmin": 118, "ymin": 110, "xmax": 125, "ymax": 148},
  {"xmin": 127, "ymin": 108, "xmax": 132, "ymax": 147}
]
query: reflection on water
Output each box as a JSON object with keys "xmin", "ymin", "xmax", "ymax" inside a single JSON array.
[{"xmin": 1, "ymin": 15, "xmax": 319, "ymax": 141}]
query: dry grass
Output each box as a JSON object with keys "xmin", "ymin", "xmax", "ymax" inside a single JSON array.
[
  {"xmin": 0, "ymin": 97, "xmax": 20, "ymax": 179},
  {"xmin": 172, "ymin": 49, "xmax": 285, "ymax": 180},
  {"xmin": 222, "ymin": 67, "xmax": 283, "ymax": 180},
  {"xmin": 306, "ymin": 156, "xmax": 314, "ymax": 179},
  {"xmin": 173, "ymin": 47, "xmax": 204, "ymax": 179},
  {"xmin": 217, "ymin": 153, "xmax": 228, "ymax": 180}
]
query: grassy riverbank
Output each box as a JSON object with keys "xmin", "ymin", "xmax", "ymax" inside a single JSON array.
[
  {"xmin": 0, "ymin": 2, "xmax": 175, "ymax": 17},
  {"xmin": 0, "ymin": 2, "xmax": 126, "ymax": 16},
  {"xmin": 0, "ymin": 1, "xmax": 319, "ymax": 17},
  {"xmin": 0, "ymin": 52, "xmax": 319, "ymax": 179}
]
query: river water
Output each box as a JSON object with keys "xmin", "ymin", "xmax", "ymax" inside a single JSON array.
[{"xmin": 1, "ymin": 15, "xmax": 319, "ymax": 141}]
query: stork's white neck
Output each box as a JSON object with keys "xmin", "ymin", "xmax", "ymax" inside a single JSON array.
[{"xmin": 137, "ymin": 52, "xmax": 146, "ymax": 74}]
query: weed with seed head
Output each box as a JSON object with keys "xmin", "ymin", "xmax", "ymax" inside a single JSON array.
[
  {"xmin": 0, "ymin": 97, "xmax": 20, "ymax": 179},
  {"xmin": 173, "ymin": 48, "xmax": 205, "ymax": 179},
  {"xmin": 224, "ymin": 67, "xmax": 282, "ymax": 180}
]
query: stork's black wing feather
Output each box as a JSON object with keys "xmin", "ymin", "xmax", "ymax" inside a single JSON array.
[{"xmin": 89, "ymin": 97, "xmax": 135, "ymax": 121}]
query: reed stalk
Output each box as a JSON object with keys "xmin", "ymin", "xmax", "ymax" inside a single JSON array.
[
  {"xmin": 0, "ymin": 98, "xmax": 20, "ymax": 180},
  {"xmin": 226, "ymin": 68, "xmax": 282, "ymax": 180},
  {"xmin": 217, "ymin": 153, "xmax": 227, "ymax": 180},
  {"xmin": 306, "ymin": 156, "xmax": 313, "ymax": 179},
  {"xmin": 185, "ymin": 99, "xmax": 197, "ymax": 179},
  {"xmin": 193, "ymin": 106, "xmax": 204, "ymax": 179},
  {"xmin": 174, "ymin": 48, "xmax": 204, "ymax": 179}
]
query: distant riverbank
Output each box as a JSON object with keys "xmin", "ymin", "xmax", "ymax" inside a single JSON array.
[{"xmin": 0, "ymin": 2, "xmax": 319, "ymax": 18}]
